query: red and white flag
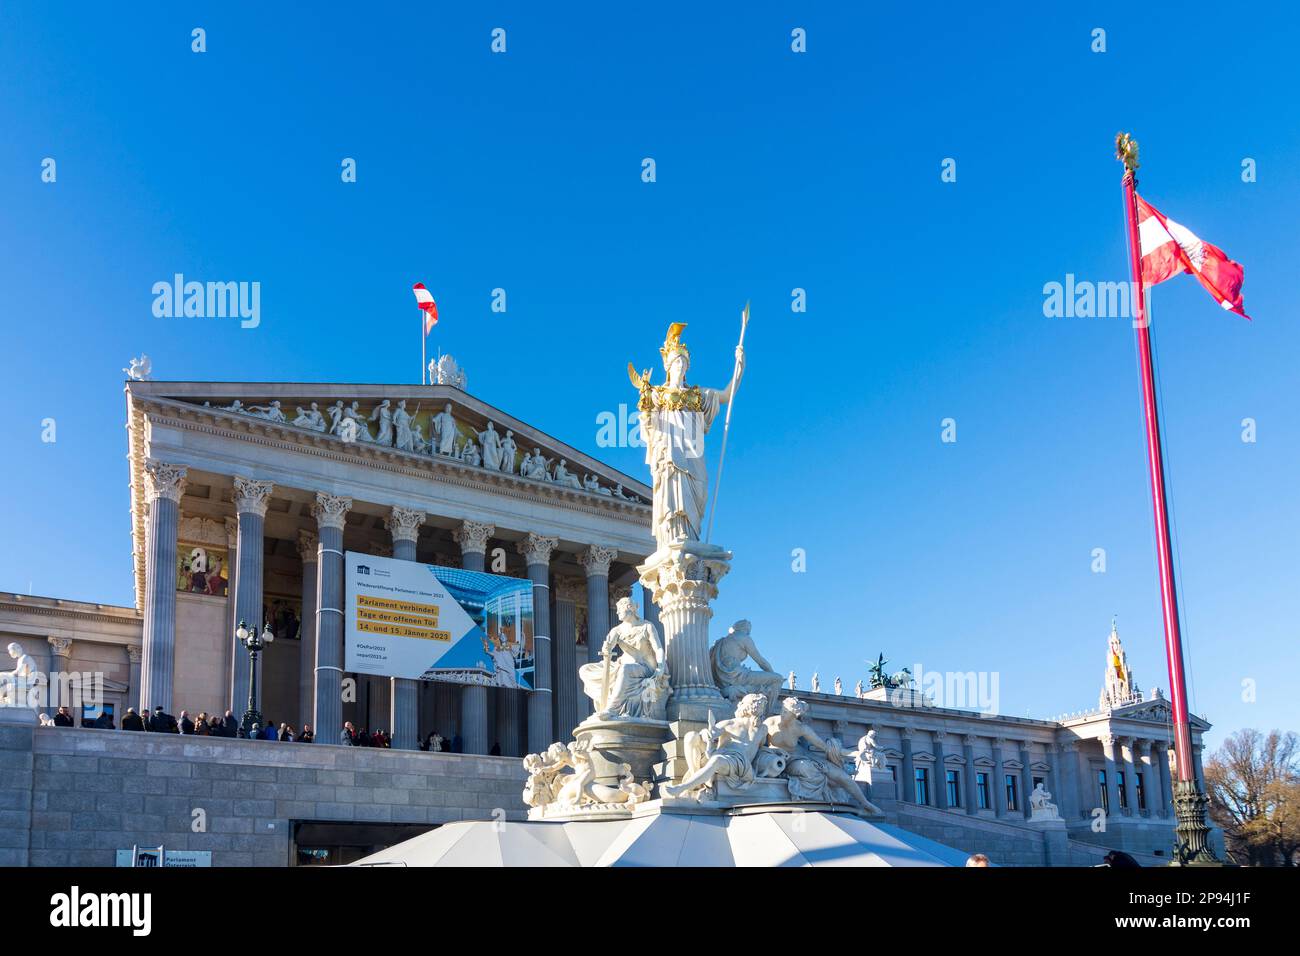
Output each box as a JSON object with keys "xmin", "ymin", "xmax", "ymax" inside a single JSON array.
[
  {"xmin": 412, "ymin": 283, "xmax": 439, "ymax": 334},
  {"xmin": 1136, "ymin": 194, "xmax": 1249, "ymax": 319}
]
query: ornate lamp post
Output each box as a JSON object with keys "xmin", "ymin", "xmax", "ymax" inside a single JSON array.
[{"xmin": 235, "ymin": 620, "xmax": 274, "ymax": 738}]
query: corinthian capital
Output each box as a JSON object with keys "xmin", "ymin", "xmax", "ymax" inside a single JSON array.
[
  {"xmin": 47, "ymin": 636, "xmax": 73, "ymax": 658},
  {"xmin": 516, "ymin": 532, "xmax": 558, "ymax": 567},
  {"xmin": 579, "ymin": 544, "xmax": 618, "ymax": 579},
  {"xmin": 233, "ymin": 476, "xmax": 275, "ymax": 517},
  {"xmin": 312, "ymin": 492, "xmax": 352, "ymax": 531},
  {"xmin": 143, "ymin": 459, "xmax": 187, "ymax": 503},
  {"xmin": 453, "ymin": 520, "xmax": 495, "ymax": 556},
  {"xmin": 386, "ymin": 506, "xmax": 427, "ymax": 544},
  {"xmin": 297, "ymin": 529, "xmax": 319, "ymax": 563}
]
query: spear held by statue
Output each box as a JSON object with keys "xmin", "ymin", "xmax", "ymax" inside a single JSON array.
[{"xmin": 705, "ymin": 301, "xmax": 749, "ymax": 544}]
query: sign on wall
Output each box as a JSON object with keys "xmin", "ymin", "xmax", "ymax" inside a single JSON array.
[
  {"xmin": 115, "ymin": 848, "xmax": 213, "ymax": 867},
  {"xmin": 343, "ymin": 552, "xmax": 534, "ymax": 689}
]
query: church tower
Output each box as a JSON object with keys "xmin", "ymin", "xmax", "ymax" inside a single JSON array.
[{"xmin": 1099, "ymin": 618, "xmax": 1142, "ymax": 709}]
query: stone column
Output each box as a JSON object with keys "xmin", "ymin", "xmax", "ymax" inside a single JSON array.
[
  {"xmin": 518, "ymin": 533, "xmax": 557, "ymax": 753},
  {"xmin": 1156, "ymin": 740, "xmax": 1173, "ymax": 817},
  {"xmin": 46, "ymin": 637, "xmax": 72, "ymax": 712},
  {"xmin": 553, "ymin": 578, "xmax": 583, "ymax": 739},
  {"xmin": 494, "ymin": 684, "xmax": 521, "ymax": 757},
  {"xmin": 229, "ymin": 476, "xmax": 273, "ymax": 715},
  {"xmin": 311, "ymin": 493, "xmax": 351, "ymax": 743},
  {"xmin": 638, "ymin": 546, "xmax": 729, "ymax": 725},
  {"xmin": 900, "ymin": 727, "xmax": 916, "ymax": 802},
  {"xmin": 580, "ymin": 547, "xmax": 617, "ymax": 725},
  {"xmin": 297, "ymin": 530, "xmax": 318, "ymax": 733},
  {"xmin": 581, "ymin": 546, "xmax": 617, "ymax": 666},
  {"xmin": 459, "ymin": 685, "xmax": 489, "ymax": 754},
  {"xmin": 385, "ymin": 506, "xmax": 426, "ymax": 750},
  {"xmin": 1056, "ymin": 741, "xmax": 1077, "ymax": 821},
  {"xmin": 222, "ymin": 516, "xmax": 239, "ymax": 715},
  {"xmin": 1118, "ymin": 736, "xmax": 1139, "ymax": 815},
  {"xmin": 932, "ymin": 730, "xmax": 949, "ymax": 809},
  {"xmin": 991, "ymin": 737, "xmax": 1007, "ymax": 817},
  {"xmin": 1019, "ymin": 741, "xmax": 1035, "ymax": 819},
  {"xmin": 962, "ymin": 735, "xmax": 979, "ymax": 814},
  {"xmin": 1046, "ymin": 748, "xmax": 1062, "ymax": 816},
  {"xmin": 139, "ymin": 460, "xmax": 186, "ymax": 713},
  {"xmin": 1100, "ymin": 734, "xmax": 1122, "ymax": 819},
  {"xmin": 449, "ymin": 520, "xmax": 494, "ymax": 755},
  {"xmin": 1131, "ymin": 736, "xmax": 1151, "ymax": 814},
  {"xmin": 125, "ymin": 645, "xmax": 143, "ymax": 719},
  {"xmin": 435, "ymin": 684, "xmax": 462, "ymax": 744},
  {"xmin": 452, "ymin": 520, "xmax": 493, "ymax": 571}
]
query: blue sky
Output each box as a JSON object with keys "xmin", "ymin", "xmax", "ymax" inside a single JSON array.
[{"xmin": 3, "ymin": 3, "xmax": 1296, "ymax": 749}]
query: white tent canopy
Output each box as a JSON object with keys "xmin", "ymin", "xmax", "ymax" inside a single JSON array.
[{"xmin": 353, "ymin": 808, "xmax": 969, "ymax": 867}]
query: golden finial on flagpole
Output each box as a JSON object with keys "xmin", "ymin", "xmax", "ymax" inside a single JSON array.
[{"xmin": 1115, "ymin": 132, "xmax": 1139, "ymax": 174}]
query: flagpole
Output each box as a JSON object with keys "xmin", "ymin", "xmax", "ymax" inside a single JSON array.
[
  {"xmin": 1116, "ymin": 133, "xmax": 1217, "ymax": 864},
  {"xmin": 421, "ymin": 314, "xmax": 427, "ymax": 385},
  {"xmin": 704, "ymin": 301, "xmax": 748, "ymax": 544}
]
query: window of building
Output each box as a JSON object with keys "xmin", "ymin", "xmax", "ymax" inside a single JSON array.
[
  {"xmin": 946, "ymin": 769, "xmax": 961, "ymax": 808},
  {"xmin": 915, "ymin": 768, "xmax": 930, "ymax": 806},
  {"xmin": 1117, "ymin": 771, "xmax": 1129, "ymax": 809},
  {"xmin": 1136, "ymin": 772, "xmax": 1147, "ymax": 811},
  {"xmin": 1098, "ymin": 769, "xmax": 1109, "ymax": 814},
  {"xmin": 1005, "ymin": 774, "xmax": 1018, "ymax": 812},
  {"xmin": 976, "ymin": 772, "xmax": 990, "ymax": 809},
  {"xmin": 1032, "ymin": 775, "xmax": 1044, "ymax": 790}
]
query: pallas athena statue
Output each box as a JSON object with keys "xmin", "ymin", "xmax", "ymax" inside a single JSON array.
[{"xmin": 630, "ymin": 322, "xmax": 744, "ymax": 554}]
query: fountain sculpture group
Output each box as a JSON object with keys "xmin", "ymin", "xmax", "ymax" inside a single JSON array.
[{"xmin": 520, "ymin": 322, "xmax": 881, "ymax": 822}]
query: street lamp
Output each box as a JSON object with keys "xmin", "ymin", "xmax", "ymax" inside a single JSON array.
[{"xmin": 236, "ymin": 620, "xmax": 274, "ymax": 738}]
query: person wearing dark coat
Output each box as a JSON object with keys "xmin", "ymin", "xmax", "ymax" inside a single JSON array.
[
  {"xmin": 339, "ymin": 722, "xmax": 356, "ymax": 746},
  {"xmin": 220, "ymin": 710, "xmax": 239, "ymax": 737},
  {"xmin": 121, "ymin": 708, "xmax": 146, "ymax": 732},
  {"xmin": 179, "ymin": 711, "xmax": 195, "ymax": 735},
  {"xmin": 148, "ymin": 706, "xmax": 179, "ymax": 733},
  {"xmin": 93, "ymin": 711, "xmax": 114, "ymax": 730},
  {"xmin": 53, "ymin": 707, "xmax": 74, "ymax": 727},
  {"xmin": 298, "ymin": 725, "xmax": 314, "ymax": 743}
]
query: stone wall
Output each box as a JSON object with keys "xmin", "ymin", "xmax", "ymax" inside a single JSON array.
[{"xmin": 2, "ymin": 722, "xmax": 526, "ymax": 867}]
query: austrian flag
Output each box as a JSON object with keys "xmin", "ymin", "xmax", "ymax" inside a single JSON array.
[
  {"xmin": 412, "ymin": 282, "xmax": 439, "ymax": 334},
  {"xmin": 1135, "ymin": 194, "xmax": 1249, "ymax": 319}
]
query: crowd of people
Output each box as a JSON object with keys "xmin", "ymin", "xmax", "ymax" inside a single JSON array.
[
  {"xmin": 41, "ymin": 704, "xmax": 508, "ymax": 757},
  {"xmin": 39, "ymin": 704, "xmax": 316, "ymax": 742}
]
